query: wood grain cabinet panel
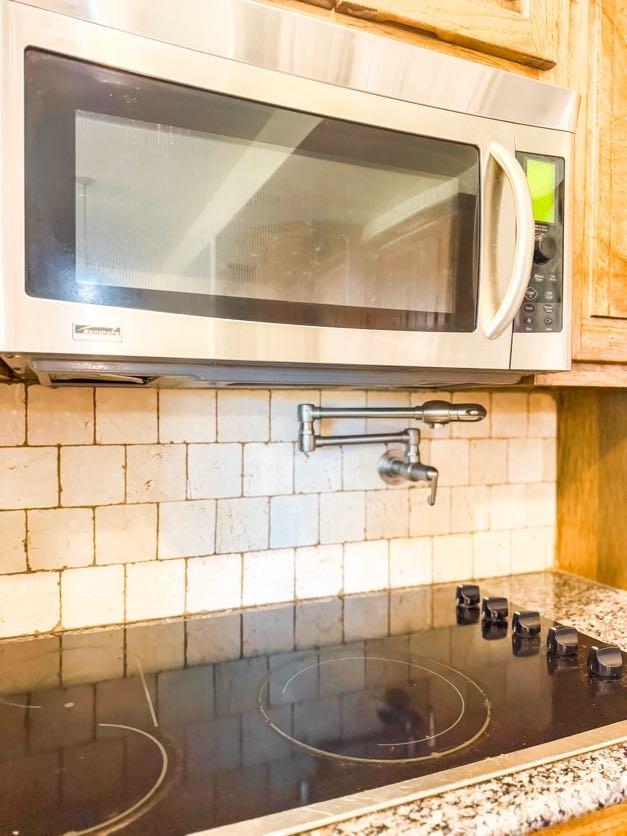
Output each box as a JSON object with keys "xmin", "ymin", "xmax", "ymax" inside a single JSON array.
[
  {"xmin": 570, "ymin": 0, "xmax": 627, "ymax": 362},
  {"xmin": 302, "ymin": 0, "xmax": 561, "ymax": 68}
]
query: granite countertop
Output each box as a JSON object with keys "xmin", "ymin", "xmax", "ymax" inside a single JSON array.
[{"xmin": 312, "ymin": 571, "xmax": 627, "ymax": 836}]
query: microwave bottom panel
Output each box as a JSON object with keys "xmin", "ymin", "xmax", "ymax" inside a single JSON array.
[{"xmin": 1, "ymin": 356, "xmax": 525, "ymax": 389}]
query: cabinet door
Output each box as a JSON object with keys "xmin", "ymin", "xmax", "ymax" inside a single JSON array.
[
  {"xmin": 587, "ymin": 0, "xmax": 626, "ymax": 321},
  {"xmin": 302, "ymin": 0, "xmax": 561, "ymax": 68},
  {"xmin": 573, "ymin": 0, "xmax": 627, "ymax": 362}
]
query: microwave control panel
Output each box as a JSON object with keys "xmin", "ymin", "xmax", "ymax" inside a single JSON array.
[{"xmin": 514, "ymin": 153, "xmax": 565, "ymax": 334}]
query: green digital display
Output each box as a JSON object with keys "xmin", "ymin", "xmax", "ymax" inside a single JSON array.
[{"xmin": 527, "ymin": 158, "xmax": 556, "ymax": 223}]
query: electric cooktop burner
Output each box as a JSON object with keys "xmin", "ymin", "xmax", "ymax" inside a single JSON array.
[
  {"xmin": 0, "ymin": 582, "xmax": 624, "ymax": 836},
  {"xmin": 260, "ymin": 653, "xmax": 490, "ymax": 763}
]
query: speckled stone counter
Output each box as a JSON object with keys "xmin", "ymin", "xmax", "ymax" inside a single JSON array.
[{"xmin": 313, "ymin": 571, "xmax": 627, "ymax": 836}]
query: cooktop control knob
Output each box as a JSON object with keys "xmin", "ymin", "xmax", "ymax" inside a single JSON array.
[
  {"xmin": 482, "ymin": 597, "xmax": 508, "ymax": 623},
  {"xmin": 547, "ymin": 625, "xmax": 578, "ymax": 657},
  {"xmin": 456, "ymin": 584, "xmax": 480, "ymax": 609},
  {"xmin": 587, "ymin": 646, "xmax": 623, "ymax": 679},
  {"xmin": 512, "ymin": 610, "xmax": 541, "ymax": 637},
  {"xmin": 534, "ymin": 232, "xmax": 557, "ymax": 264}
]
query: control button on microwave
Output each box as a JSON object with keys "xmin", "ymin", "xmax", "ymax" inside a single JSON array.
[
  {"xmin": 525, "ymin": 287, "xmax": 539, "ymax": 301},
  {"xmin": 543, "ymin": 304, "xmax": 555, "ymax": 313},
  {"xmin": 544, "ymin": 317, "xmax": 553, "ymax": 325},
  {"xmin": 524, "ymin": 303, "xmax": 535, "ymax": 313},
  {"xmin": 534, "ymin": 232, "xmax": 558, "ymax": 264},
  {"xmin": 524, "ymin": 316, "xmax": 534, "ymax": 325},
  {"xmin": 547, "ymin": 273, "xmax": 558, "ymax": 282},
  {"xmin": 544, "ymin": 289, "xmax": 555, "ymax": 301}
]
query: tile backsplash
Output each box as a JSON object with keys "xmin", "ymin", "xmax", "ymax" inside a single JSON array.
[{"xmin": 0, "ymin": 385, "xmax": 557, "ymax": 639}]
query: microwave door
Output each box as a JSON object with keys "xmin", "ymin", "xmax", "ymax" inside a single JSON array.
[{"xmin": 4, "ymin": 2, "xmax": 517, "ymax": 373}]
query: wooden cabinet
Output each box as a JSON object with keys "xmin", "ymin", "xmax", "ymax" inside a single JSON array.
[
  {"xmin": 301, "ymin": 0, "xmax": 562, "ymax": 69},
  {"xmin": 567, "ymin": 0, "xmax": 627, "ymax": 364}
]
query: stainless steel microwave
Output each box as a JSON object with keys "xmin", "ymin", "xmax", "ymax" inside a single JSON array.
[{"xmin": 0, "ymin": 0, "xmax": 579, "ymax": 388}]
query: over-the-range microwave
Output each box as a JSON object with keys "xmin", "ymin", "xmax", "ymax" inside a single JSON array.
[{"xmin": 0, "ymin": 0, "xmax": 579, "ymax": 389}]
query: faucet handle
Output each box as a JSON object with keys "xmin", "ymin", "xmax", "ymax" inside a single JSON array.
[{"xmin": 426, "ymin": 467, "xmax": 438, "ymax": 506}]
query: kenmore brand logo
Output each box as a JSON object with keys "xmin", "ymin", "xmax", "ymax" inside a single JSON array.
[{"xmin": 73, "ymin": 324, "xmax": 122, "ymax": 342}]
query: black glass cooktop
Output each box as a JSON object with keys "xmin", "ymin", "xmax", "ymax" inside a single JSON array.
[{"xmin": 0, "ymin": 583, "xmax": 625, "ymax": 835}]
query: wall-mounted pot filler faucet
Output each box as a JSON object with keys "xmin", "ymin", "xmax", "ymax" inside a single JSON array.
[{"xmin": 297, "ymin": 400, "xmax": 487, "ymax": 505}]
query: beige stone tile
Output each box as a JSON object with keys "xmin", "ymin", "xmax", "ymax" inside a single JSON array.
[
  {"xmin": 295, "ymin": 446, "xmax": 342, "ymax": 493},
  {"xmin": 159, "ymin": 389, "xmax": 216, "ymax": 443},
  {"xmin": 61, "ymin": 565, "xmax": 124, "ymax": 629},
  {"xmin": 217, "ymin": 390, "xmax": 269, "ymax": 442},
  {"xmin": 451, "ymin": 391, "xmax": 491, "ymax": 438},
  {"xmin": 28, "ymin": 508, "xmax": 93, "ymax": 570},
  {"xmin": 271, "ymin": 389, "xmax": 319, "ymax": 442},
  {"xmin": 96, "ymin": 388, "xmax": 157, "ymax": 444},
  {"xmin": 126, "ymin": 444, "xmax": 186, "ymax": 503},
  {"xmin": 158, "ymin": 499, "xmax": 215, "ymax": 559},
  {"xmin": 187, "ymin": 443, "xmax": 242, "ymax": 499},
  {"xmin": 508, "ymin": 438, "xmax": 544, "ymax": 483},
  {"xmin": 0, "ymin": 383, "xmax": 25, "ymax": 446},
  {"xmin": 544, "ymin": 526, "xmax": 556, "ymax": 568},
  {"xmin": 511, "ymin": 527, "xmax": 549, "ymax": 573},
  {"xmin": 389, "ymin": 537, "xmax": 432, "ymax": 588},
  {"xmin": 429, "ymin": 439, "xmax": 469, "ymax": 486},
  {"xmin": 365, "ymin": 390, "xmax": 411, "ymax": 433},
  {"xmin": 28, "ymin": 386, "xmax": 93, "ymax": 446},
  {"xmin": 126, "ymin": 559, "xmax": 185, "ymax": 621},
  {"xmin": 95, "ymin": 503, "xmax": 157, "ymax": 564},
  {"xmin": 543, "ymin": 438, "xmax": 557, "ymax": 481},
  {"xmin": 295, "ymin": 544, "xmax": 343, "ymax": 599},
  {"xmin": 473, "ymin": 530, "xmax": 511, "ymax": 578},
  {"xmin": 366, "ymin": 490, "xmax": 410, "ymax": 540},
  {"xmin": 320, "ymin": 491, "xmax": 365, "ymax": 544},
  {"xmin": 342, "ymin": 444, "xmax": 386, "ymax": 491},
  {"xmin": 432, "ymin": 533, "xmax": 472, "ymax": 583},
  {"xmin": 344, "ymin": 540, "xmax": 388, "ymax": 594},
  {"xmin": 491, "ymin": 392, "xmax": 528, "ymax": 438},
  {"xmin": 0, "ymin": 572, "xmax": 60, "ymax": 638},
  {"xmin": 61, "ymin": 446, "xmax": 124, "ymax": 506},
  {"xmin": 0, "ymin": 447, "xmax": 58, "ymax": 510},
  {"xmin": 409, "ymin": 486, "xmax": 451, "ymax": 536},
  {"xmin": 242, "ymin": 548, "xmax": 294, "ymax": 606},
  {"xmin": 526, "ymin": 482, "xmax": 557, "ymax": 528},
  {"xmin": 490, "ymin": 484, "xmax": 527, "ymax": 530},
  {"xmin": 320, "ymin": 389, "xmax": 366, "ymax": 435},
  {"xmin": 243, "ymin": 442, "xmax": 293, "ymax": 497},
  {"xmin": 187, "ymin": 553, "xmax": 242, "ymax": 613},
  {"xmin": 450, "ymin": 485, "xmax": 490, "ymax": 533},
  {"xmin": 528, "ymin": 392, "xmax": 557, "ymax": 438},
  {"xmin": 0, "ymin": 510, "xmax": 27, "ymax": 573},
  {"xmin": 270, "ymin": 494, "xmax": 318, "ymax": 548},
  {"xmin": 216, "ymin": 496, "xmax": 268, "ymax": 554},
  {"xmin": 469, "ymin": 439, "xmax": 508, "ymax": 485}
]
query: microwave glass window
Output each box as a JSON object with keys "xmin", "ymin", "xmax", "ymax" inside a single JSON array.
[{"xmin": 26, "ymin": 49, "xmax": 480, "ymax": 332}]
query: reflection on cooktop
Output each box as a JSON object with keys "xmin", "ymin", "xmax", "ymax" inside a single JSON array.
[
  {"xmin": 260, "ymin": 653, "xmax": 490, "ymax": 763},
  {"xmin": 0, "ymin": 584, "xmax": 625, "ymax": 835}
]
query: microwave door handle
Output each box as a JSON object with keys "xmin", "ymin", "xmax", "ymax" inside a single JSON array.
[{"xmin": 483, "ymin": 141, "xmax": 535, "ymax": 340}]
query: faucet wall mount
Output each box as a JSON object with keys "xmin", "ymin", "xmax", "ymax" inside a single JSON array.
[{"xmin": 297, "ymin": 400, "xmax": 487, "ymax": 505}]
